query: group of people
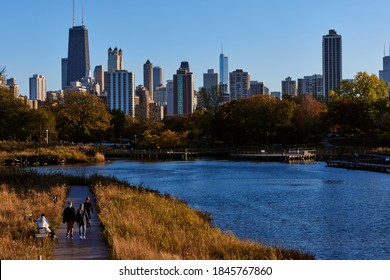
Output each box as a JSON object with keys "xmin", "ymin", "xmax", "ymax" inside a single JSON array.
[{"xmin": 62, "ymin": 196, "xmax": 94, "ymax": 239}]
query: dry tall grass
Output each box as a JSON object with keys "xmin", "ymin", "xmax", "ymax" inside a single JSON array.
[
  {"xmin": 93, "ymin": 181, "xmax": 314, "ymax": 260},
  {"xmin": 0, "ymin": 170, "xmax": 67, "ymax": 259}
]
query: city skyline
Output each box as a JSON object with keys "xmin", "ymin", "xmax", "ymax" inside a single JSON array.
[{"xmin": 2, "ymin": 0, "xmax": 390, "ymax": 96}]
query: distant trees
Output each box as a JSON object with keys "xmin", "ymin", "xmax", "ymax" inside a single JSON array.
[
  {"xmin": 213, "ymin": 95, "xmax": 296, "ymax": 145},
  {"xmin": 1, "ymin": 71, "xmax": 389, "ymax": 148}
]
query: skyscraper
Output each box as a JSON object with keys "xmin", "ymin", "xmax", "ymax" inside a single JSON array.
[
  {"xmin": 143, "ymin": 60, "xmax": 153, "ymax": 100},
  {"xmin": 29, "ymin": 74, "xmax": 47, "ymax": 101},
  {"xmin": 173, "ymin": 61, "xmax": 195, "ymax": 116},
  {"xmin": 322, "ymin": 29, "xmax": 342, "ymax": 101},
  {"xmin": 65, "ymin": 25, "xmax": 90, "ymax": 87},
  {"xmin": 153, "ymin": 66, "xmax": 164, "ymax": 90},
  {"xmin": 379, "ymin": 48, "xmax": 390, "ymax": 83},
  {"xmin": 219, "ymin": 47, "xmax": 229, "ymax": 94},
  {"xmin": 230, "ymin": 69, "xmax": 250, "ymax": 100},
  {"xmin": 108, "ymin": 47, "xmax": 124, "ymax": 73}
]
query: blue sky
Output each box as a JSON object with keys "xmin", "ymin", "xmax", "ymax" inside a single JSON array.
[{"xmin": 2, "ymin": 0, "xmax": 390, "ymax": 96}]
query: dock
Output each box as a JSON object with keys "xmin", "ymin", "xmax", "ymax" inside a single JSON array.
[
  {"xmin": 326, "ymin": 160, "xmax": 390, "ymax": 173},
  {"xmin": 231, "ymin": 150, "xmax": 316, "ymax": 162}
]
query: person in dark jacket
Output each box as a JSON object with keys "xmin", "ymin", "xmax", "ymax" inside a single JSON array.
[
  {"xmin": 83, "ymin": 196, "xmax": 93, "ymax": 227},
  {"xmin": 76, "ymin": 203, "xmax": 89, "ymax": 239},
  {"xmin": 63, "ymin": 201, "xmax": 76, "ymax": 239}
]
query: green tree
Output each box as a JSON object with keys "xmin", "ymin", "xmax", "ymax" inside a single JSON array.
[
  {"xmin": 51, "ymin": 91, "xmax": 112, "ymax": 142},
  {"xmin": 27, "ymin": 108, "xmax": 57, "ymax": 142},
  {"xmin": 0, "ymin": 88, "xmax": 31, "ymax": 140},
  {"xmin": 327, "ymin": 72, "xmax": 389, "ymax": 134},
  {"xmin": 108, "ymin": 109, "xmax": 128, "ymax": 141}
]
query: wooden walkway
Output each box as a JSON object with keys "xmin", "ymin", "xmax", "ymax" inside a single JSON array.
[{"xmin": 54, "ymin": 185, "xmax": 109, "ymax": 260}]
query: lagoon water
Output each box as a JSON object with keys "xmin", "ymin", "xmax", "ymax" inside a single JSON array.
[{"xmin": 33, "ymin": 159, "xmax": 390, "ymax": 259}]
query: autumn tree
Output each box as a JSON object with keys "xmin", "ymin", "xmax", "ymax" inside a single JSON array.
[
  {"xmin": 50, "ymin": 91, "xmax": 112, "ymax": 142},
  {"xmin": 327, "ymin": 72, "xmax": 389, "ymax": 135}
]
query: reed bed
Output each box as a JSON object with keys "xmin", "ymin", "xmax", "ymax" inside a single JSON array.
[
  {"xmin": 1, "ymin": 145, "xmax": 104, "ymax": 165},
  {"xmin": 93, "ymin": 180, "xmax": 314, "ymax": 260},
  {"xmin": 0, "ymin": 170, "xmax": 68, "ymax": 259}
]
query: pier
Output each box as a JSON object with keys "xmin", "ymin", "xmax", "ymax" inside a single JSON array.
[
  {"xmin": 326, "ymin": 160, "xmax": 390, "ymax": 173},
  {"xmin": 231, "ymin": 150, "xmax": 316, "ymax": 162}
]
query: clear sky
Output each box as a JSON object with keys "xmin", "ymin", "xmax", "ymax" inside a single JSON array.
[{"xmin": 2, "ymin": 0, "xmax": 390, "ymax": 96}]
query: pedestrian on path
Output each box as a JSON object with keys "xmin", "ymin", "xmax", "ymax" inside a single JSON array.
[
  {"xmin": 83, "ymin": 196, "xmax": 93, "ymax": 227},
  {"xmin": 76, "ymin": 203, "xmax": 89, "ymax": 239},
  {"xmin": 63, "ymin": 201, "xmax": 76, "ymax": 239}
]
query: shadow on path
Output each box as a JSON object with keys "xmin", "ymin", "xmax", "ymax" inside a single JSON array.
[{"xmin": 54, "ymin": 185, "xmax": 109, "ymax": 260}]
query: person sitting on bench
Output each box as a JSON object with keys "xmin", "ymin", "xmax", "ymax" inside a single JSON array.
[{"xmin": 36, "ymin": 213, "xmax": 57, "ymax": 239}]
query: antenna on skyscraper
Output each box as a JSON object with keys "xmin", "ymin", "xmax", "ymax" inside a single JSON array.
[
  {"xmin": 72, "ymin": 0, "xmax": 75, "ymax": 27},
  {"xmin": 82, "ymin": 0, "xmax": 85, "ymax": 26},
  {"xmin": 221, "ymin": 42, "xmax": 223, "ymax": 54}
]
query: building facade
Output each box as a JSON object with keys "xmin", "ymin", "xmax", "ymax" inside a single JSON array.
[
  {"xmin": 65, "ymin": 25, "xmax": 90, "ymax": 87},
  {"xmin": 250, "ymin": 81, "xmax": 269, "ymax": 96},
  {"xmin": 203, "ymin": 69, "xmax": 219, "ymax": 91},
  {"xmin": 229, "ymin": 69, "xmax": 250, "ymax": 100},
  {"xmin": 29, "ymin": 74, "xmax": 47, "ymax": 101},
  {"xmin": 106, "ymin": 70, "xmax": 135, "ymax": 116},
  {"xmin": 281, "ymin": 77, "xmax": 297, "ymax": 97},
  {"xmin": 297, "ymin": 74, "xmax": 323, "ymax": 100},
  {"xmin": 173, "ymin": 62, "xmax": 195, "ymax": 116},
  {"xmin": 323, "ymin": 29, "xmax": 342, "ymax": 101}
]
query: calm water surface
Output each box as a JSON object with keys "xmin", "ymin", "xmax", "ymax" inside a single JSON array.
[{"xmin": 34, "ymin": 159, "xmax": 390, "ymax": 260}]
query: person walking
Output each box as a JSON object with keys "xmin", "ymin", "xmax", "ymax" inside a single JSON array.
[
  {"xmin": 76, "ymin": 203, "xmax": 89, "ymax": 239},
  {"xmin": 84, "ymin": 196, "xmax": 93, "ymax": 227},
  {"xmin": 62, "ymin": 201, "xmax": 76, "ymax": 240}
]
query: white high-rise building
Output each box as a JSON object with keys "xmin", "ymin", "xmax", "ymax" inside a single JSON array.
[
  {"xmin": 29, "ymin": 74, "xmax": 47, "ymax": 101},
  {"xmin": 106, "ymin": 70, "xmax": 135, "ymax": 116},
  {"xmin": 229, "ymin": 69, "xmax": 250, "ymax": 100}
]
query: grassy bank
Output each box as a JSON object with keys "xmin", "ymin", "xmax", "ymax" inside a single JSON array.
[
  {"xmin": 0, "ymin": 144, "xmax": 104, "ymax": 165},
  {"xmin": 0, "ymin": 170, "xmax": 68, "ymax": 259},
  {"xmin": 92, "ymin": 177, "xmax": 314, "ymax": 260},
  {"xmin": 0, "ymin": 171, "xmax": 314, "ymax": 260}
]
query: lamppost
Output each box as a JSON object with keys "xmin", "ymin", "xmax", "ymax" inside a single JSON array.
[{"xmin": 46, "ymin": 130, "xmax": 49, "ymax": 144}]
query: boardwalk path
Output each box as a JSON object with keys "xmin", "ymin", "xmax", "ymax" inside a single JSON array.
[{"xmin": 54, "ymin": 185, "xmax": 109, "ymax": 260}]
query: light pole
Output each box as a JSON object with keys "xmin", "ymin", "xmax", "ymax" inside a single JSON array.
[{"xmin": 46, "ymin": 130, "xmax": 49, "ymax": 144}]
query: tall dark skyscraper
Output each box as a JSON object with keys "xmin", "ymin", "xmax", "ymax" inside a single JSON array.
[
  {"xmin": 322, "ymin": 29, "xmax": 342, "ymax": 101},
  {"xmin": 66, "ymin": 25, "xmax": 90, "ymax": 87},
  {"xmin": 173, "ymin": 61, "xmax": 194, "ymax": 116},
  {"xmin": 61, "ymin": 1, "xmax": 90, "ymax": 88}
]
